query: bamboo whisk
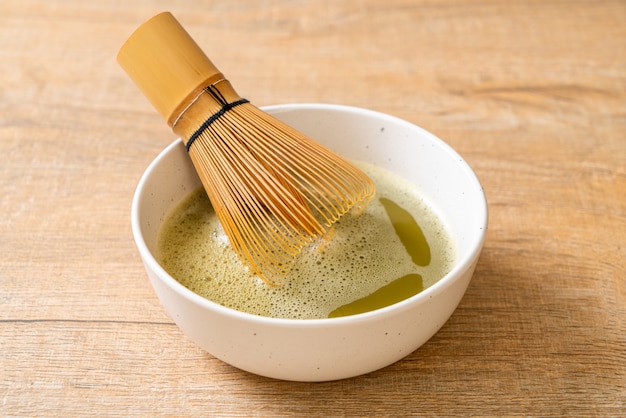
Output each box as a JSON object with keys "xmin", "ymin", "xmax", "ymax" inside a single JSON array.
[{"xmin": 118, "ymin": 12, "xmax": 375, "ymax": 284}]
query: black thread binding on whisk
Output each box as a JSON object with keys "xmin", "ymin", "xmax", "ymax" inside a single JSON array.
[{"xmin": 185, "ymin": 84, "xmax": 249, "ymax": 152}]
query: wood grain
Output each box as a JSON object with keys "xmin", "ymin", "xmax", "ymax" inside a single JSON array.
[{"xmin": 1, "ymin": 0, "xmax": 624, "ymax": 416}]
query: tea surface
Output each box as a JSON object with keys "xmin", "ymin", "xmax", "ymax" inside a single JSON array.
[{"xmin": 158, "ymin": 162, "xmax": 455, "ymax": 319}]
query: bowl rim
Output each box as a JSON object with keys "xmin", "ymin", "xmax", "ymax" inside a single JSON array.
[{"xmin": 131, "ymin": 103, "xmax": 488, "ymax": 326}]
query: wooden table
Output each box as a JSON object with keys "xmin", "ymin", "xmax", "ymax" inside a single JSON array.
[{"xmin": 2, "ymin": 0, "xmax": 624, "ymax": 415}]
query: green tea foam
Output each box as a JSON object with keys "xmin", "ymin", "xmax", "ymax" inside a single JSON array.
[{"xmin": 157, "ymin": 162, "xmax": 455, "ymax": 319}]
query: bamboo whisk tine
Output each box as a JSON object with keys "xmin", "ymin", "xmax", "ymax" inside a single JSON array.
[{"xmin": 118, "ymin": 12, "xmax": 375, "ymax": 283}]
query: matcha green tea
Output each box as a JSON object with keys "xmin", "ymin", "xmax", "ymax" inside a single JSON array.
[{"xmin": 157, "ymin": 162, "xmax": 455, "ymax": 319}]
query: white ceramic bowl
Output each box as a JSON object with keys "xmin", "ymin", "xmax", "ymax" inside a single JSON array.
[{"xmin": 132, "ymin": 104, "xmax": 488, "ymax": 381}]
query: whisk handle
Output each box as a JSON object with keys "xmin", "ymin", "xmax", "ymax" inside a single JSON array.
[{"xmin": 117, "ymin": 12, "xmax": 224, "ymax": 124}]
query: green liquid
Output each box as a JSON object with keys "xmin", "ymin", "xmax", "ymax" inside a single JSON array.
[
  {"xmin": 380, "ymin": 197, "xmax": 431, "ymax": 267},
  {"xmin": 157, "ymin": 162, "xmax": 455, "ymax": 319},
  {"xmin": 328, "ymin": 273, "xmax": 423, "ymax": 318}
]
